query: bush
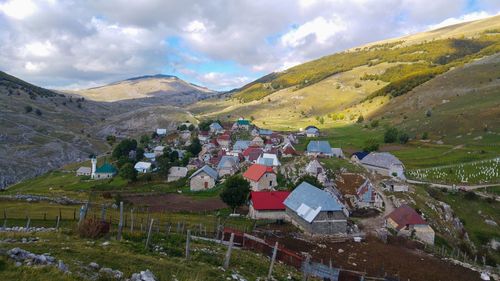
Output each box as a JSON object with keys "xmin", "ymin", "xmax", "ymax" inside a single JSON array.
[
  {"xmin": 35, "ymin": 109, "xmax": 42, "ymax": 116},
  {"xmin": 464, "ymin": 191, "xmax": 477, "ymax": 200},
  {"xmin": 426, "ymin": 109, "xmax": 432, "ymax": 117},
  {"xmin": 370, "ymin": 120, "xmax": 379, "ymax": 128},
  {"xmin": 102, "ymin": 192, "xmax": 112, "ymax": 199},
  {"xmin": 24, "ymin": 105, "xmax": 33, "ymax": 113},
  {"xmin": 363, "ymin": 138, "xmax": 379, "ymax": 152},
  {"xmin": 78, "ymin": 218, "xmax": 110, "ymax": 239},
  {"xmin": 119, "ymin": 163, "xmax": 137, "ymax": 181},
  {"xmin": 357, "ymin": 115, "xmax": 364, "ymax": 123},
  {"xmin": 422, "ymin": 132, "xmax": 428, "ymax": 140},
  {"xmin": 384, "ymin": 127, "xmax": 399, "ymax": 143},
  {"xmin": 399, "ymin": 132, "xmax": 410, "ymax": 144}
]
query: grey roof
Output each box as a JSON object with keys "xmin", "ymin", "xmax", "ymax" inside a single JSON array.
[
  {"xmin": 307, "ymin": 140, "xmax": 332, "ymax": 154},
  {"xmin": 361, "ymin": 152, "xmax": 403, "ymax": 169},
  {"xmin": 217, "ymin": 156, "xmax": 239, "ymax": 170},
  {"xmin": 76, "ymin": 167, "xmax": 91, "ymax": 173},
  {"xmin": 210, "ymin": 122, "xmax": 223, "ymax": 130},
  {"xmin": 259, "ymin": 129, "xmax": 273, "ymax": 135},
  {"xmin": 284, "ymin": 182, "xmax": 344, "ymax": 213},
  {"xmin": 190, "ymin": 165, "xmax": 218, "ymax": 180},
  {"xmin": 233, "ymin": 140, "xmax": 251, "ymax": 151}
]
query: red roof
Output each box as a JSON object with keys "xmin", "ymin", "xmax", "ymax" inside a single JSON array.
[
  {"xmin": 387, "ymin": 205, "xmax": 427, "ymax": 230},
  {"xmin": 283, "ymin": 145, "xmax": 297, "ymax": 155},
  {"xmin": 218, "ymin": 134, "xmax": 230, "ymax": 141},
  {"xmin": 243, "ymin": 147, "xmax": 262, "ymax": 156},
  {"xmin": 243, "ymin": 164, "xmax": 274, "ymax": 182},
  {"xmin": 250, "ymin": 191, "xmax": 291, "ymax": 210}
]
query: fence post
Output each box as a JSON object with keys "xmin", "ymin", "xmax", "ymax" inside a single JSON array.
[
  {"xmin": 302, "ymin": 255, "xmax": 311, "ymax": 281},
  {"xmin": 185, "ymin": 229, "xmax": 191, "ymax": 260},
  {"xmin": 117, "ymin": 202, "xmax": 124, "ymax": 241},
  {"xmin": 25, "ymin": 217, "xmax": 31, "ymax": 230},
  {"xmin": 59, "ymin": 208, "xmax": 62, "ymax": 221},
  {"xmin": 78, "ymin": 205, "xmax": 85, "ymax": 225},
  {"xmin": 145, "ymin": 219, "xmax": 154, "ymax": 249},
  {"xmin": 73, "ymin": 209, "xmax": 76, "ymax": 221},
  {"xmin": 267, "ymin": 241, "xmax": 279, "ymax": 280},
  {"xmin": 130, "ymin": 209, "xmax": 134, "ymax": 232},
  {"xmin": 101, "ymin": 205, "xmax": 107, "ymax": 221},
  {"xmin": 56, "ymin": 216, "xmax": 60, "ymax": 229},
  {"xmin": 223, "ymin": 232, "xmax": 235, "ymax": 269},
  {"xmin": 43, "ymin": 213, "xmax": 46, "ymax": 221}
]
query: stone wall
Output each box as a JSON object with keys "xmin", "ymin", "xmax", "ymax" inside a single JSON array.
[{"xmin": 285, "ymin": 208, "xmax": 347, "ymax": 235}]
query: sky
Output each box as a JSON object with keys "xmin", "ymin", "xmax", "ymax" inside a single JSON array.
[{"xmin": 0, "ymin": 0, "xmax": 499, "ymax": 91}]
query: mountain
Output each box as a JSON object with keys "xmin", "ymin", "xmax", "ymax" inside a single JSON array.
[
  {"xmin": 73, "ymin": 74, "xmax": 219, "ymax": 104},
  {"xmin": 0, "ymin": 71, "xmax": 196, "ymax": 189},
  {"xmin": 190, "ymin": 15, "xmax": 500, "ymax": 135}
]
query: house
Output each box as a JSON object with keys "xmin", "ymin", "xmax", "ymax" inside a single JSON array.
[
  {"xmin": 259, "ymin": 129, "xmax": 273, "ymax": 137},
  {"xmin": 153, "ymin": 146, "xmax": 165, "ymax": 157},
  {"xmin": 198, "ymin": 148, "xmax": 213, "ymax": 163},
  {"xmin": 305, "ymin": 126, "xmax": 320, "ymax": 137},
  {"xmin": 243, "ymin": 164, "xmax": 277, "ymax": 191},
  {"xmin": 381, "ymin": 179, "xmax": 409, "ymax": 192},
  {"xmin": 356, "ymin": 179, "xmax": 383, "ymax": 209},
  {"xmin": 144, "ymin": 152, "xmax": 156, "ymax": 162},
  {"xmin": 305, "ymin": 159, "xmax": 324, "ymax": 176},
  {"xmin": 284, "ymin": 134, "xmax": 298, "ymax": 145},
  {"xmin": 250, "ymin": 136, "xmax": 264, "ymax": 147},
  {"xmin": 232, "ymin": 118, "xmax": 251, "ymax": 130},
  {"xmin": 76, "ymin": 167, "xmax": 91, "ymax": 176},
  {"xmin": 198, "ymin": 131, "xmax": 210, "ymax": 143},
  {"xmin": 306, "ymin": 140, "xmax": 333, "ymax": 157},
  {"xmin": 350, "ymin": 151, "xmax": 369, "ymax": 163},
  {"xmin": 217, "ymin": 134, "xmax": 231, "ymax": 149},
  {"xmin": 233, "ymin": 140, "xmax": 251, "ymax": 153},
  {"xmin": 209, "ymin": 122, "xmax": 224, "ymax": 134},
  {"xmin": 156, "ymin": 128, "xmax": 167, "ymax": 136},
  {"xmin": 284, "ymin": 182, "xmax": 348, "ymax": 235},
  {"xmin": 386, "ymin": 205, "xmax": 435, "ymax": 245},
  {"xmin": 249, "ymin": 191, "xmax": 291, "ymax": 220},
  {"xmin": 217, "ymin": 155, "xmax": 240, "ymax": 177},
  {"xmin": 189, "ymin": 165, "xmax": 218, "ymax": 191},
  {"xmin": 360, "ymin": 152, "xmax": 405, "ymax": 178},
  {"xmin": 179, "ymin": 130, "xmax": 191, "ymax": 140},
  {"xmin": 282, "ymin": 143, "xmax": 298, "ymax": 157},
  {"xmin": 331, "ymin": 148, "xmax": 344, "ymax": 158},
  {"xmin": 91, "ymin": 158, "xmax": 117, "ymax": 180},
  {"xmin": 256, "ymin": 153, "xmax": 281, "ymax": 167},
  {"xmin": 242, "ymin": 147, "xmax": 263, "ymax": 163},
  {"xmin": 187, "ymin": 158, "xmax": 204, "ymax": 170},
  {"xmin": 134, "ymin": 161, "xmax": 152, "ymax": 173},
  {"xmin": 167, "ymin": 166, "xmax": 188, "ymax": 182}
]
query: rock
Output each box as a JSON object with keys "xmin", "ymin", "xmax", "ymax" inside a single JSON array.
[
  {"xmin": 89, "ymin": 262, "xmax": 100, "ymax": 270},
  {"xmin": 15, "ymin": 262, "xmax": 22, "ymax": 267},
  {"xmin": 485, "ymin": 219, "xmax": 498, "ymax": 227},
  {"xmin": 58, "ymin": 260, "xmax": 69, "ymax": 272},
  {"xmin": 100, "ymin": 267, "xmax": 123, "ymax": 280},
  {"xmin": 101, "ymin": 241, "xmax": 110, "ymax": 246},
  {"xmin": 140, "ymin": 270, "xmax": 156, "ymax": 281},
  {"xmin": 490, "ymin": 239, "xmax": 500, "ymax": 251}
]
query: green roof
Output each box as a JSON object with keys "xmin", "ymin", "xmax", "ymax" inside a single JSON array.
[
  {"xmin": 95, "ymin": 163, "xmax": 117, "ymax": 174},
  {"xmin": 237, "ymin": 119, "xmax": 250, "ymax": 125}
]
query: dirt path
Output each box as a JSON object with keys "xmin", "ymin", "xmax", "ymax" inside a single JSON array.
[{"xmin": 406, "ymin": 179, "xmax": 500, "ymax": 191}]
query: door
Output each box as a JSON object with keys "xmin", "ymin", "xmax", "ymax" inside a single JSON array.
[{"xmin": 204, "ymin": 181, "xmax": 208, "ymax": 189}]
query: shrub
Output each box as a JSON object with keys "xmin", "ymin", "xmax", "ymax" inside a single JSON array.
[
  {"xmin": 422, "ymin": 132, "xmax": 429, "ymax": 140},
  {"xmin": 354, "ymin": 82, "xmax": 362, "ymax": 88},
  {"xmin": 357, "ymin": 115, "xmax": 364, "ymax": 123},
  {"xmin": 35, "ymin": 109, "xmax": 42, "ymax": 116},
  {"xmin": 102, "ymin": 192, "xmax": 112, "ymax": 199},
  {"xmin": 464, "ymin": 191, "xmax": 477, "ymax": 200},
  {"xmin": 370, "ymin": 119, "xmax": 379, "ymax": 128},
  {"xmin": 399, "ymin": 132, "xmax": 410, "ymax": 144},
  {"xmin": 363, "ymin": 138, "xmax": 379, "ymax": 152},
  {"xmin": 384, "ymin": 127, "xmax": 399, "ymax": 143},
  {"xmin": 24, "ymin": 105, "xmax": 33, "ymax": 113},
  {"xmin": 78, "ymin": 218, "xmax": 110, "ymax": 239},
  {"xmin": 426, "ymin": 109, "xmax": 432, "ymax": 117}
]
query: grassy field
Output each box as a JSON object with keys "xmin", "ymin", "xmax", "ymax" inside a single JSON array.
[
  {"xmin": 0, "ymin": 230, "xmax": 300, "ymax": 281},
  {"xmin": 406, "ymin": 158, "xmax": 500, "ymax": 184}
]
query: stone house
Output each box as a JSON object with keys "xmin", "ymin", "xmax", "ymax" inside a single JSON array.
[
  {"xmin": 189, "ymin": 165, "xmax": 218, "ymax": 191},
  {"xmin": 248, "ymin": 191, "xmax": 291, "ymax": 220},
  {"xmin": 385, "ymin": 205, "xmax": 435, "ymax": 245},
  {"xmin": 76, "ymin": 167, "xmax": 91, "ymax": 176},
  {"xmin": 284, "ymin": 182, "xmax": 348, "ymax": 235},
  {"xmin": 217, "ymin": 155, "xmax": 240, "ymax": 177},
  {"xmin": 243, "ymin": 164, "xmax": 277, "ymax": 191},
  {"xmin": 304, "ymin": 126, "xmax": 320, "ymax": 137},
  {"xmin": 361, "ymin": 152, "xmax": 405, "ymax": 179},
  {"xmin": 167, "ymin": 166, "xmax": 188, "ymax": 182}
]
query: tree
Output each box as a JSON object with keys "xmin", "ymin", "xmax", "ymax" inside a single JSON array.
[
  {"xmin": 295, "ymin": 175, "xmax": 324, "ymax": 190},
  {"xmin": 198, "ymin": 120, "xmax": 217, "ymax": 131},
  {"xmin": 178, "ymin": 124, "xmax": 188, "ymax": 131},
  {"xmin": 363, "ymin": 138, "xmax": 379, "ymax": 152},
  {"xmin": 140, "ymin": 135, "xmax": 150, "ymax": 146},
  {"xmin": 220, "ymin": 175, "xmax": 250, "ymax": 213},
  {"xmin": 384, "ymin": 127, "xmax": 399, "ymax": 143},
  {"xmin": 188, "ymin": 124, "xmax": 195, "ymax": 131},
  {"xmin": 156, "ymin": 154, "xmax": 172, "ymax": 178},
  {"xmin": 187, "ymin": 137, "xmax": 202, "ymax": 156},
  {"xmin": 135, "ymin": 147, "xmax": 145, "ymax": 161},
  {"xmin": 119, "ymin": 163, "xmax": 137, "ymax": 181},
  {"xmin": 24, "ymin": 105, "xmax": 33, "ymax": 113},
  {"xmin": 112, "ymin": 139, "xmax": 137, "ymax": 159},
  {"xmin": 357, "ymin": 115, "xmax": 364, "ymax": 123}
]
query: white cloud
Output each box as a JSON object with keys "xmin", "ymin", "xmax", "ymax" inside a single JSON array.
[
  {"xmin": 0, "ymin": 0, "xmax": 36, "ymax": 20},
  {"xmin": 0, "ymin": 0, "xmax": 498, "ymax": 90},
  {"xmin": 428, "ymin": 11, "xmax": 498, "ymax": 30},
  {"xmin": 281, "ymin": 16, "xmax": 347, "ymax": 47}
]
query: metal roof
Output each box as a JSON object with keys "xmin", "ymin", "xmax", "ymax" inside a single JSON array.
[
  {"xmin": 190, "ymin": 165, "xmax": 218, "ymax": 180},
  {"xmin": 306, "ymin": 140, "xmax": 332, "ymax": 154}
]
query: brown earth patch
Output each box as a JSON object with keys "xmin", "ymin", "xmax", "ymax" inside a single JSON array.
[{"xmin": 124, "ymin": 193, "xmax": 227, "ymax": 212}]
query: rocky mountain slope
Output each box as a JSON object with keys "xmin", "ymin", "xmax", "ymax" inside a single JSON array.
[
  {"xmin": 73, "ymin": 74, "xmax": 219, "ymax": 105},
  {"xmin": 0, "ymin": 72, "xmax": 196, "ymax": 189}
]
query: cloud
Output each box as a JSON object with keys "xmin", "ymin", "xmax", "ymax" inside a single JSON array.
[
  {"xmin": 0, "ymin": 0, "xmax": 498, "ymax": 90},
  {"xmin": 427, "ymin": 10, "xmax": 499, "ymax": 30}
]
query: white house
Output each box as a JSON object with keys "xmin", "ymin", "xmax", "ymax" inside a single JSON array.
[
  {"xmin": 156, "ymin": 128, "xmax": 167, "ymax": 136},
  {"xmin": 134, "ymin": 161, "xmax": 152, "ymax": 173},
  {"xmin": 256, "ymin": 153, "xmax": 281, "ymax": 167},
  {"xmin": 153, "ymin": 146, "xmax": 165, "ymax": 157}
]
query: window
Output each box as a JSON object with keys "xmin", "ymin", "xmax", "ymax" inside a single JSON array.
[{"xmin": 269, "ymin": 181, "xmax": 273, "ymax": 186}]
